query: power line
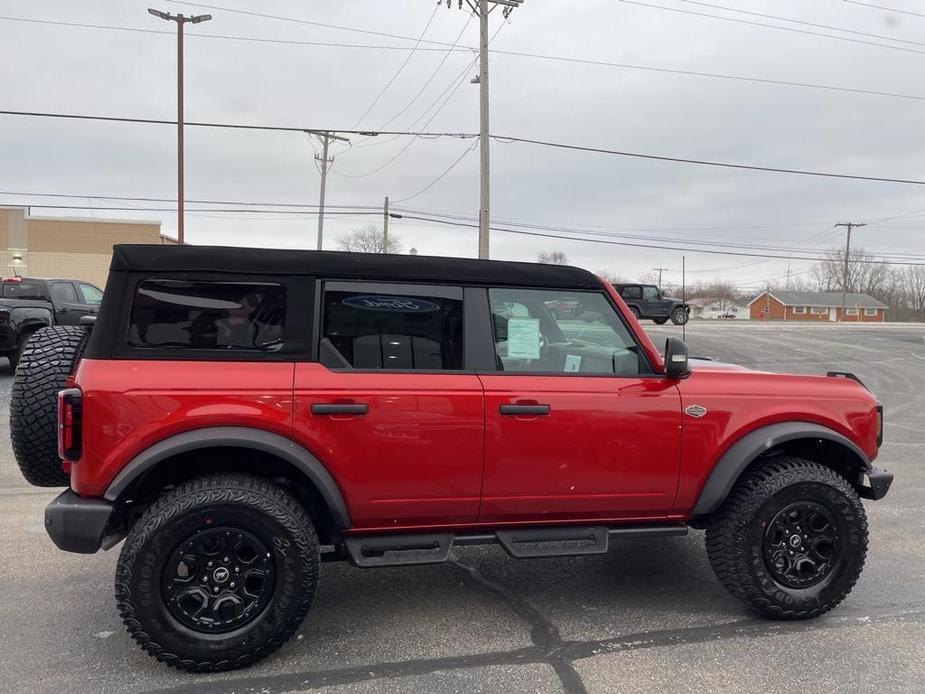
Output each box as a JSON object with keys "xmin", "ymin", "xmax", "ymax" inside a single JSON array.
[
  {"xmin": 6, "ymin": 15, "xmax": 925, "ymax": 104},
  {"xmin": 0, "ymin": 14, "xmax": 465, "ymax": 52},
  {"xmin": 494, "ymin": 134, "xmax": 925, "ymax": 186},
  {"xmin": 394, "ymin": 213, "xmax": 925, "ymax": 266},
  {"xmin": 0, "ymin": 190, "xmax": 378, "ymax": 209},
  {"xmin": 372, "ymin": 14, "xmax": 475, "ymax": 133},
  {"xmin": 392, "ymin": 207, "xmax": 925, "ymax": 259},
  {"xmin": 349, "ymin": 2, "xmax": 440, "ymax": 130},
  {"xmin": 489, "ymin": 48, "xmax": 925, "ymax": 103},
  {"xmin": 620, "ymin": 0, "xmax": 925, "ymax": 56},
  {"xmin": 843, "ymin": 1, "xmax": 925, "ymax": 19},
  {"xmin": 162, "ymin": 0, "xmax": 466, "ymax": 49},
  {"xmin": 5, "ymin": 109, "xmax": 925, "ymax": 186},
  {"xmin": 391, "ymin": 141, "xmax": 479, "ymax": 203},
  {"xmin": 21, "ymin": 205, "xmax": 382, "ymax": 216},
  {"xmin": 679, "ymin": 0, "xmax": 925, "ymax": 47}
]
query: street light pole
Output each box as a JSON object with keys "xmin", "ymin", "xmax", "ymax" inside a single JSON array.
[{"xmin": 148, "ymin": 8, "xmax": 212, "ymax": 245}]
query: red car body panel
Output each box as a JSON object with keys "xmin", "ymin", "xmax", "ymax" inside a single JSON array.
[
  {"xmin": 478, "ymin": 374, "xmax": 681, "ymax": 522},
  {"xmin": 292, "ymin": 365, "xmax": 484, "ymax": 529},
  {"xmin": 69, "ymin": 359, "xmax": 295, "ymax": 497},
  {"xmin": 673, "ymin": 363, "xmax": 880, "ymax": 511}
]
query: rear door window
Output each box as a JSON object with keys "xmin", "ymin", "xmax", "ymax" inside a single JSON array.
[
  {"xmin": 50, "ymin": 282, "xmax": 79, "ymax": 303},
  {"xmin": 620, "ymin": 286, "xmax": 642, "ymax": 300},
  {"xmin": 128, "ymin": 279, "xmax": 286, "ymax": 351},
  {"xmin": 320, "ymin": 283, "xmax": 463, "ymax": 370}
]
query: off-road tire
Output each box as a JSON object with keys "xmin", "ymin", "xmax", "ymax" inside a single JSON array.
[
  {"xmin": 670, "ymin": 307, "xmax": 689, "ymax": 326},
  {"xmin": 115, "ymin": 474, "xmax": 320, "ymax": 672},
  {"xmin": 10, "ymin": 326, "xmax": 89, "ymax": 487},
  {"xmin": 705, "ymin": 457, "xmax": 867, "ymax": 619},
  {"xmin": 630, "ymin": 307, "xmax": 641, "ymax": 320},
  {"xmin": 652, "ymin": 317, "xmax": 668, "ymax": 325}
]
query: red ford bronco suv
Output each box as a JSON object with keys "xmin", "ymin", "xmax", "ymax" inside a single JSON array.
[{"xmin": 12, "ymin": 245, "xmax": 892, "ymax": 671}]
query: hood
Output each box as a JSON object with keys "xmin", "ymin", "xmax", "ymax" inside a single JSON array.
[{"xmin": 689, "ymin": 357, "xmax": 757, "ymax": 373}]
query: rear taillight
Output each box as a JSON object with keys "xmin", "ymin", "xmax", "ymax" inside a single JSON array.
[{"xmin": 57, "ymin": 388, "xmax": 82, "ymax": 461}]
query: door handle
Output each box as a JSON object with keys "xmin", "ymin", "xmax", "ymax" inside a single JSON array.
[
  {"xmin": 499, "ymin": 404, "xmax": 550, "ymax": 416},
  {"xmin": 311, "ymin": 403, "xmax": 369, "ymax": 415}
]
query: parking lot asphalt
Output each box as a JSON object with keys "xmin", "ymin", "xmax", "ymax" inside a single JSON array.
[{"xmin": 0, "ymin": 321, "xmax": 923, "ymax": 693}]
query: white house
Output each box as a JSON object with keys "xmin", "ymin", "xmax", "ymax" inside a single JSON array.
[{"xmin": 688, "ymin": 297, "xmax": 749, "ymax": 320}]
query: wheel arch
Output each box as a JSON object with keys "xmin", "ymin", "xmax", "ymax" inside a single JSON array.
[
  {"xmin": 691, "ymin": 422, "xmax": 872, "ymax": 516},
  {"xmin": 104, "ymin": 427, "xmax": 351, "ymax": 541}
]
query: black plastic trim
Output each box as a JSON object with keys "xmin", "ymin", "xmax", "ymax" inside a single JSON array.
[
  {"xmin": 336, "ymin": 524, "xmax": 687, "ymax": 566},
  {"xmin": 692, "ymin": 422, "xmax": 873, "ymax": 515},
  {"xmin": 861, "ymin": 466, "xmax": 893, "ymax": 500},
  {"xmin": 103, "ymin": 426, "xmax": 351, "ymax": 529},
  {"xmin": 44, "ymin": 489, "xmax": 118, "ymax": 554}
]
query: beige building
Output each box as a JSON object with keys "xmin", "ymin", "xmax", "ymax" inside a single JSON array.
[{"xmin": 0, "ymin": 207, "xmax": 174, "ymax": 287}]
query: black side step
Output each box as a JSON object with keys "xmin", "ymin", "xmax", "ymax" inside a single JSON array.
[
  {"xmin": 496, "ymin": 526, "xmax": 609, "ymax": 558},
  {"xmin": 344, "ymin": 533, "xmax": 454, "ymax": 567},
  {"xmin": 340, "ymin": 525, "xmax": 688, "ymax": 567}
]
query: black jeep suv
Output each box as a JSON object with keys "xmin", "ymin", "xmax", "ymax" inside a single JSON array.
[{"xmin": 613, "ymin": 283, "xmax": 689, "ymax": 325}]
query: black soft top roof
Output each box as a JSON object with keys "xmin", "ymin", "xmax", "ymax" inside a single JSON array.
[{"xmin": 110, "ymin": 245, "xmax": 602, "ymax": 290}]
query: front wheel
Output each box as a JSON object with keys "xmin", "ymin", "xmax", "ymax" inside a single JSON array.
[
  {"xmin": 670, "ymin": 307, "xmax": 689, "ymax": 325},
  {"xmin": 705, "ymin": 457, "xmax": 867, "ymax": 619},
  {"xmin": 116, "ymin": 474, "xmax": 320, "ymax": 671}
]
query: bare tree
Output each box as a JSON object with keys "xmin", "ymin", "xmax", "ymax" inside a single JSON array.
[
  {"xmin": 337, "ymin": 224, "xmax": 402, "ymax": 254},
  {"xmin": 537, "ymin": 251, "xmax": 569, "ymax": 265},
  {"xmin": 596, "ymin": 269, "xmax": 626, "ymax": 284},
  {"xmin": 810, "ymin": 246, "xmax": 887, "ymax": 295}
]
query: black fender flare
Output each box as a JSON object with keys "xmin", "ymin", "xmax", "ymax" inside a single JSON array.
[
  {"xmin": 691, "ymin": 422, "xmax": 871, "ymax": 515},
  {"xmin": 103, "ymin": 426, "xmax": 351, "ymax": 529}
]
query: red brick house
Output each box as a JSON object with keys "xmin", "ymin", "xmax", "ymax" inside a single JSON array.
[{"xmin": 749, "ymin": 291, "xmax": 887, "ymax": 322}]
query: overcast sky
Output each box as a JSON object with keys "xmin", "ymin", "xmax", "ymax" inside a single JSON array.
[{"xmin": 2, "ymin": 0, "xmax": 925, "ymax": 291}]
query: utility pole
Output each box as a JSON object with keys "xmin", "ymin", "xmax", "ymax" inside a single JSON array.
[
  {"xmin": 446, "ymin": 0, "xmax": 523, "ymax": 259},
  {"xmin": 681, "ymin": 256, "xmax": 686, "ymax": 341},
  {"xmin": 653, "ymin": 267, "xmax": 669, "ymax": 286},
  {"xmin": 306, "ymin": 130, "xmax": 349, "ymax": 250},
  {"xmin": 834, "ymin": 222, "xmax": 866, "ymax": 322},
  {"xmin": 383, "ymin": 196, "xmax": 389, "ymax": 253},
  {"xmin": 147, "ymin": 8, "xmax": 212, "ymax": 245}
]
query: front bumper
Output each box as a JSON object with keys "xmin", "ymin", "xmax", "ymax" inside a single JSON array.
[
  {"xmin": 860, "ymin": 466, "xmax": 893, "ymax": 501},
  {"xmin": 44, "ymin": 490, "xmax": 123, "ymax": 554}
]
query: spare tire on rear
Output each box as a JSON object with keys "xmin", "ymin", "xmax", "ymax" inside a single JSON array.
[{"xmin": 11, "ymin": 326, "xmax": 89, "ymax": 487}]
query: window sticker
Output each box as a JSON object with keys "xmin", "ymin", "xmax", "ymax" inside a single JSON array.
[
  {"xmin": 506, "ymin": 318, "xmax": 541, "ymax": 359},
  {"xmin": 564, "ymin": 354, "xmax": 582, "ymax": 372}
]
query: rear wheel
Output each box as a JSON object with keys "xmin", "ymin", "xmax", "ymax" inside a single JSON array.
[
  {"xmin": 10, "ymin": 326, "xmax": 88, "ymax": 486},
  {"xmin": 630, "ymin": 307, "xmax": 641, "ymax": 320},
  {"xmin": 115, "ymin": 474, "xmax": 320, "ymax": 672},
  {"xmin": 670, "ymin": 307, "xmax": 689, "ymax": 325},
  {"xmin": 705, "ymin": 457, "xmax": 867, "ymax": 619}
]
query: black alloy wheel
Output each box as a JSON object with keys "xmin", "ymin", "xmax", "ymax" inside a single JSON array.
[
  {"xmin": 162, "ymin": 527, "xmax": 275, "ymax": 634},
  {"xmin": 762, "ymin": 501, "xmax": 841, "ymax": 589}
]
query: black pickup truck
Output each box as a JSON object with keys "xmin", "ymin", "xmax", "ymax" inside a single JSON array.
[
  {"xmin": 613, "ymin": 283, "xmax": 690, "ymax": 325},
  {"xmin": 0, "ymin": 277, "xmax": 102, "ymax": 368}
]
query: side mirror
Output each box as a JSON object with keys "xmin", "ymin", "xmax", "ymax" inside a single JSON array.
[{"xmin": 664, "ymin": 337, "xmax": 691, "ymax": 377}]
